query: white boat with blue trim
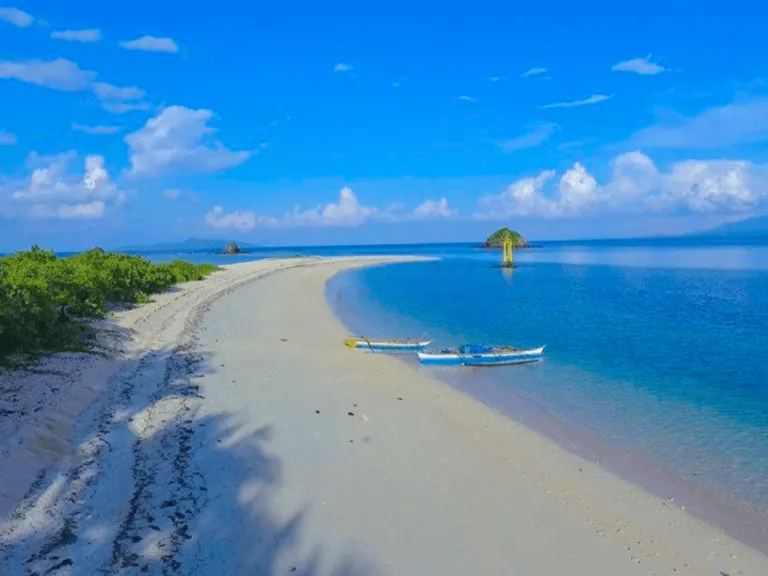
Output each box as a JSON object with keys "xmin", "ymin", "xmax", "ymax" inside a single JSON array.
[
  {"xmin": 345, "ymin": 337, "xmax": 432, "ymax": 352},
  {"xmin": 418, "ymin": 344, "xmax": 545, "ymax": 366}
]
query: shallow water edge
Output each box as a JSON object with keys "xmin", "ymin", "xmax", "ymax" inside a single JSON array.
[{"xmin": 325, "ymin": 264, "xmax": 768, "ymax": 556}]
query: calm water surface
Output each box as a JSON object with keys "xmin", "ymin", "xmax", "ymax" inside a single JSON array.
[{"xmin": 327, "ymin": 241, "xmax": 768, "ymax": 526}]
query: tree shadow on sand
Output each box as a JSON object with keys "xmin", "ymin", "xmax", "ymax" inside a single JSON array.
[{"xmin": 0, "ymin": 340, "xmax": 379, "ymax": 576}]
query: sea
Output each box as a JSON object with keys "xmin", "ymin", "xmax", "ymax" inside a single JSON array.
[{"xmin": 104, "ymin": 239, "xmax": 768, "ymax": 544}]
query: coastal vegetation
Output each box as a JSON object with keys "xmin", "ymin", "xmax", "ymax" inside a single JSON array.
[
  {"xmin": 0, "ymin": 246, "xmax": 217, "ymax": 365},
  {"xmin": 483, "ymin": 227, "xmax": 530, "ymax": 248}
]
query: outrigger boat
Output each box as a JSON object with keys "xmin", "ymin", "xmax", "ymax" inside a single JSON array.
[
  {"xmin": 418, "ymin": 344, "xmax": 545, "ymax": 366},
  {"xmin": 344, "ymin": 337, "xmax": 432, "ymax": 353}
]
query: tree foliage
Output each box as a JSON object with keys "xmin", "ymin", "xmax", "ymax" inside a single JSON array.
[
  {"xmin": 0, "ymin": 247, "xmax": 218, "ymax": 363},
  {"xmin": 483, "ymin": 228, "xmax": 530, "ymax": 248}
]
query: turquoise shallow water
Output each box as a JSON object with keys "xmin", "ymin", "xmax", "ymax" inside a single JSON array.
[{"xmin": 326, "ymin": 241, "xmax": 768, "ymax": 527}]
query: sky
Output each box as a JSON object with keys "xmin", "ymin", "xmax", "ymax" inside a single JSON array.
[{"xmin": 1, "ymin": 0, "xmax": 768, "ymax": 250}]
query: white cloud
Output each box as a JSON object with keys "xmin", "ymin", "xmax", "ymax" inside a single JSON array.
[
  {"xmin": 540, "ymin": 94, "xmax": 613, "ymax": 109},
  {"xmin": 102, "ymin": 101, "xmax": 151, "ymax": 114},
  {"xmin": 458, "ymin": 95, "xmax": 476, "ymax": 102},
  {"xmin": 54, "ymin": 201, "xmax": 106, "ymax": 219},
  {"xmin": 476, "ymin": 152, "xmax": 768, "ymax": 218},
  {"xmin": 120, "ymin": 35, "xmax": 179, "ymax": 53},
  {"xmin": 477, "ymin": 170, "xmax": 557, "ymax": 218},
  {"xmin": 289, "ymin": 187, "xmax": 374, "ymax": 227},
  {"xmin": 204, "ymin": 206, "xmax": 269, "ymax": 231},
  {"xmin": 0, "ymin": 58, "xmax": 95, "ymax": 91},
  {"xmin": 0, "ymin": 58, "xmax": 148, "ymax": 113},
  {"xmin": 124, "ymin": 106, "xmax": 251, "ymax": 176},
  {"xmin": 498, "ymin": 122, "xmax": 559, "ymax": 153},
  {"xmin": 91, "ymin": 82, "xmax": 144, "ymax": 100},
  {"xmin": 631, "ymin": 100, "xmax": 768, "ymax": 149},
  {"xmin": 489, "ymin": 76, "xmax": 506, "ymax": 82},
  {"xmin": 334, "ymin": 63, "xmax": 353, "ymax": 72},
  {"xmin": 412, "ymin": 198, "xmax": 454, "ymax": 219},
  {"xmin": 5, "ymin": 152, "xmax": 125, "ymax": 219},
  {"xmin": 0, "ymin": 7, "xmax": 33, "ymax": 27},
  {"xmin": 0, "ymin": 130, "xmax": 17, "ymax": 145},
  {"xmin": 203, "ymin": 189, "xmax": 455, "ymax": 230},
  {"xmin": 51, "ymin": 29, "xmax": 102, "ymax": 42},
  {"xmin": 612, "ymin": 55, "xmax": 665, "ymax": 75},
  {"xmin": 653, "ymin": 160, "xmax": 757, "ymax": 213},
  {"xmin": 521, "ymin": 67, "xmax": 547, "ymax": 77},
  {"xmin": 72, "ymin": 124, "xmax": 121, "ymax": 135},
  {"xmin": 558, "ymin": 162, "xmax": 598, "ymax": 214}
]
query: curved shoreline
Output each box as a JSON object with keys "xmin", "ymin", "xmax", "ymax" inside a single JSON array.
[
  {"xmin": 1, "ymin": 257, "xmax": 766, "ymax": 575},
  {"xmin": 326, "ymin": 263, "xmax": 768, "ymax": 556}
]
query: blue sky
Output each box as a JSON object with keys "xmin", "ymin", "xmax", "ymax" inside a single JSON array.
[{"xmin": 1, "ymin": 0, "xmax": 767, "ymax": 250}]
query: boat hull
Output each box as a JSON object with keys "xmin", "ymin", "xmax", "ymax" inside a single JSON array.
[
  {"xmin": 345, "ymin": 338, "xmax": 432, "ymax": 352},
  {"xmin": 418, "ymin": 346, "xmax": 545, "ymax": 366}
]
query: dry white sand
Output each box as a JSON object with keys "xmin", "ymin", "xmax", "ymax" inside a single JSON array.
[{"xmin": 1, "ymin": 257, "xmax": 766, "ymax": 575}]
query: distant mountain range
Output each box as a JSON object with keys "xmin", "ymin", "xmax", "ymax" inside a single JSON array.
[
  {"xmin": 117, "ymin": 238, "xmax": 260, "ymax": 252},
  {"xmin": 692, "ymin": 216, "xmax": 768, "ymax": 238}
]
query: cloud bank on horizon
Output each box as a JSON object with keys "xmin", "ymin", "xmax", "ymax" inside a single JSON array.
[{"xmin": 1, "ymin": 2, "xmax": 767, "ymax": 248}]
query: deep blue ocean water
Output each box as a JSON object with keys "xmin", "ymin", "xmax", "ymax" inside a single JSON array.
[{"xmin": 326, "ymin": 240, "xmax": 768, "ymax": 523}]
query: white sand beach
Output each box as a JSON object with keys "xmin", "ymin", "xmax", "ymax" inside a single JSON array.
[{"xmin": 1, "ymin": 257, "xmax": 766, "ymax": 575}]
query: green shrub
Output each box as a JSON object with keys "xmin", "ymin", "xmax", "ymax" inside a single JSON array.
[{"xmin": 0, "ymin": 247, "xmax": 219, "ymax": 364}]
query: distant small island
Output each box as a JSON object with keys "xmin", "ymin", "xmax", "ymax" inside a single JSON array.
[
  {"xmin": 483, "ymin": 228, "xmax": 530, "ymax": 249},
  {"xmin": 220, "ymin": 242, "xmax": 243, "ymax": 255},
  {"xmin": 116, "ymin": 238, "xmax": 258, "ymax": 253}
]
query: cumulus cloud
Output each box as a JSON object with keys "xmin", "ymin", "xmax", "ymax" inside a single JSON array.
[
  {"xmin": 4, "ymin": 152, "xmax": 125, "ymax": 219},
  {"xmin": 540, "ymin": 94, "xmax": 613, "ymax": 109},
  {"xmin": 124, "ymin": 106, "xmax": 251, "ymax": 176},
  {"xmin": 51, "ymin": 29, "xmax": 102, "ymax": 42},
  {"xmin": 521, "ymin": 67, "xmax": 547, "ymax": 77},
  {"xmin": 498, "ymin": 122, "xmax": 559, "ymax": 152},
  {"xmin": 476, "ymin": 152, "xmax": 768, "ymax": 218},
  {"xmin": 333, "ymin": 63, "xmax": 353, "ymax": 72},
  {"xmin": 120, "ymin": 35, "xmax": 179, "ymax": 53},
  {"xmin": 412, "ymin": 198, "xmax": 454, "ymax": 219},
  {"xmin": 0, "ymin": 7, "xmax": 33, "ymax": 27},
  {"xmin": 72, "ymin": 124, "xmax": 121, "ymax": 135},
  {"xmin": 0, "ymin": 130, "xmax": 17, "ymax": 145},
  {"xmin": 477, "ymin": 170, "xmax": 558, "ymax": 218},
  {"xmin": 612, "ymin": 55, "xmax": 665, "ymax": 75},
  {"xmin": 289, "ymin": 187, "xmax": 374, "ymax": 227},
  {"xmin": 631, "ymin": 99, "xmax": 768, "ymax": 149},
  {"xmin": 653, "ymin": 160, "xmax": 757, "ymax": 213},
  {"xmin": 201, "ymin": 188, "xmax": 455, "ymax": 231},
  {"xmin": 205, "ymin": 206, "xmax": 272, "ymax": 231}
]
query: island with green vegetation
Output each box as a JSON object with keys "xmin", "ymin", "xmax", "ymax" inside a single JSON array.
[
  {"xmin": 483, "ymin": 227, "xmax": 530, "ymax": 249},
  {"xmin": 0, "ymin": 246, "xmax": 218, "ymax": 365}
]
